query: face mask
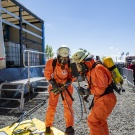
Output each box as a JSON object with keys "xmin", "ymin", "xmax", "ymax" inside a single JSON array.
[
  {"xmin": 58, "ymin": 57, "xmax": 69, "ymax": 64},
  {"xmin": 77, "ymin": 62, "xmax": 89, "ymax": 75}
]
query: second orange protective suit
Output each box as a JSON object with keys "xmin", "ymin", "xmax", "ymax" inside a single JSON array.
[
  {"xmin": 44, "ymin": 58, "xmax": 74, "ymax": 128},
  {"xmin": 84, "ymin": 59, "xmax": 117, "ymax": 135}
]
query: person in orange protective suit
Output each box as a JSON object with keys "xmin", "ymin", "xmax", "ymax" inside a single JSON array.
[
  {"xmin": 44, "ymin": 45, "xmax": 75, "ymax": 135},
  {"xmin": 72, "ymin": 49, "xmax": 117, "ymax": 135}
]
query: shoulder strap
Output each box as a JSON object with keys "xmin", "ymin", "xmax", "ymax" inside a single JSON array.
[
  {"xmin": 91, "ymin": 62, "xmax": 100, "ymax": 70},
  {"xmin": 52, "ymin": 57, "xmax": 57, "ymax": 71},
  {"xmin": 92, "ymin": 61, "xmax": 110, "ymax": 71},
  {"xmin": 68, "ymin": 59, "xmax": 70, "ymax": 68}
]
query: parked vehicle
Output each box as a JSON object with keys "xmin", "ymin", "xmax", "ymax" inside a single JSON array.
[
  {"xmin": 0, "ymin": 0, "xmax": 47, "ymax": 110},
  {"xmin": 0, "ymin": 0, "xmax": 45, "ymax": 82}
]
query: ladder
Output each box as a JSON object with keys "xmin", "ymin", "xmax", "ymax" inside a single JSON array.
[{"xmin": 0, "ymin": 77, "xmax": 49, "ymax": 112}]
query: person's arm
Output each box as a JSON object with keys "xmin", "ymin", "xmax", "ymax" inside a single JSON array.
[{"xmin": 44, "ymin": 59, "xmax": 54, "ymax": 81}]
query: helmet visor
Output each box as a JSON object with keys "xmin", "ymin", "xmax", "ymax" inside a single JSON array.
[{"xmin": 57, "ymin": 47, "xmax": 70, "ymax": 57}]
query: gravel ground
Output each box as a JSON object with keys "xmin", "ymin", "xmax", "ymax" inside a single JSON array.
[{"xmin": 0, "ymin": 80, "xmax": 135, "ymax": 135}]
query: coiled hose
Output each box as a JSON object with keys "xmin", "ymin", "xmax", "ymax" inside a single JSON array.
[{"xmin": 63, "ymin": 83, "xmax": 83, "ymax": 124}]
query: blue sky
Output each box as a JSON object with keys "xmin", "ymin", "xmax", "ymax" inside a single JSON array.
[{"xmin": 18, "ymin": 0, "xmax": 135, "ymax": 60}]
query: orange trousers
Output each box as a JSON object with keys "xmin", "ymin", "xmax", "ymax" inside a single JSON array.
[
  {"xmin": 45, "ymin": 85, "xmax": 74, "ymax": 128},
  {"xmin": 87, "ymin": 93, "xmax": 117, "ymax": 135}
]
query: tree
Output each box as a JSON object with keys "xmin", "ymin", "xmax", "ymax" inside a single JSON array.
[{"xmin": 45, "ymin": 44, "xmax": 54, "ymax": 60}]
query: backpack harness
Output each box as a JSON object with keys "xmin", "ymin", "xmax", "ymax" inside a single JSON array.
[
  {"xmin": 89, "ymin": 62, "xmax": 120, "ymax": 110},
  {"xmin": 52, "ymin": 58, "xmax": 74, "ymax": 101}
]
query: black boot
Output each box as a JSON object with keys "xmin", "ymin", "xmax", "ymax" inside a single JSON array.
[
  {"xmin": 65, "ymin": 126, "xmax": 75, "ymax": 135},
  {"xmin": 45, "ymin": 127, "xmax": 51, "ymax": 134}
]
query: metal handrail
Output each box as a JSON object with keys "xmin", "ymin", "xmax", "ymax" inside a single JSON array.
[
  {"xmin": 23, "ymin": 50, "xmax": 47, "ymax": 101},
  {"xmin": 23, "ymin": 50, "xmax": 47, "ymax": 85},
  {"xmin": 23, "ymin": 50, "xmax": 47, "ymax": 68}
]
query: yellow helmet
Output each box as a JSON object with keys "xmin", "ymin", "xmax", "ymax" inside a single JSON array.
[
  {"xmin": 72, "ymin": 50, "xmax": 93, "ymax": 63},
  {"xmin": 57, "ymin": 45, "xmax": 70, "ymax": 57}
]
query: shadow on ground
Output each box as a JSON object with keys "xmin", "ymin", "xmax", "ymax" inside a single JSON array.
[{"xmin": 0, "ymin": 91, "xmax": 48, "ymax": 128}]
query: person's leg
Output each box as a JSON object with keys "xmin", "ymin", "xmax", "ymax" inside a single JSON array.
[
  {"xmin": 87, "ymin": 93, "xmax": 116, "ymax": 135},
  {"xmin": 62, "ymin": 86, "xmax": 74, "ymax": 134},
  {"xmin": 101, "ymin": 121, "xmax": 109, "ymax": 135},
  {"xmin": 87, "ymin": 105, "xmax": 107, "ymax": 135},
  {"xmin": 45, "ymin": 91, "xmax": 59, "ymax": 127},
  {"xmin": 62, "ymin": 86, "xmax": 74, "ymax": 128}
]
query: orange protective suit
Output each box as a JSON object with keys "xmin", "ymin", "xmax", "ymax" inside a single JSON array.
[
  {"xmin": 44, "ymin": 58, "xmax": 75, "ymax": 128},
  {"xmin": 84, "ymin": 59, "xmax": 117, "ymax": 135}
]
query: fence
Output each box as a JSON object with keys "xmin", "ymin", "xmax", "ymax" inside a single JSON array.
[{"xmin": 121, "ymin": 67, "xmax": 135, "ymax": 89}]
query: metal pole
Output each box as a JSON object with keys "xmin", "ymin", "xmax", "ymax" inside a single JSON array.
[
  {"xmin": 27, "ymin": 51, "xmax": 30, "ymax": 100},
  {"xmin": 42, "ymin": 22, "xmax": 45, "ymax": 65},
  {"xmin": 19, "ymin": 7, "xmax": 23, "ymax": 67},
  {"xmin": 0, "ymin": 0, "xmax": 6, "ymax": 69}
]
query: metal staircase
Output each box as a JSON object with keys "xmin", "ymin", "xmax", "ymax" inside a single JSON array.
[
  {"xmin": 0, "ymin": 77, "xmax": 49, "ymax": 112},
  {"xmin": 0, "ymin": 50, "xmax": 49, "ymax": 112}
]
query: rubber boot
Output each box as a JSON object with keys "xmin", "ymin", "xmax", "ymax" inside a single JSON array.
[
  {"xmin": 65, "ymin": 126, "xmax": 75, "ymax": 135},
  {"xmin": 45, "ymin": 127, "xmax": 51, "ymax": 134}
]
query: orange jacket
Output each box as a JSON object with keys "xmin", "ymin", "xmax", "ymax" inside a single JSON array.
[
  {"xmin": 85, "ymin": 59, "xmax": 113, "ymax": 97},
  {"xmin": 44, "ymin": 58, "xmax": 75, "ymax": 84}
]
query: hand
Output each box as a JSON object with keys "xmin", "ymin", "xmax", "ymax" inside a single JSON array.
[
  {"xmin": 50, "ymin": 87, "xmax": 61, "ymax": 94},
  {"xmin": 50, "ymin": 86, "xmax": 67, "ymax": 94},
  {"xmin": 84, "ymin": 88, "xmax": 91, "ymax": 95},
  {"xmin": 59, "ymin": 84, "xmax": 68, "ymax": 92},
  {"xmin": 60, "ymin": 79, "xmax": 72, "ymax": 91},
  {"xmin": 78, "ymin": 87, "xmax": 90, "ymax": 95},
  {"xmin": 78, "ymin": 87, "xmax": 85, "ymax": 95},
  {"xmin": 49, "ymin": 79, "xmax": 58, "ymax": 89},
  {"xmin": 83, "ymin": 95, "xmax": 89, "ymax": 102},
  {"xmin": 66, "ymin": 79, "xmax": 72, "ymax": 85}
]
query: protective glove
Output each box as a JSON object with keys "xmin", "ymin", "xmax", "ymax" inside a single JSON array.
[
  {"xmin": 78, "ymin": 87, "xmax": 90, "ymax": 95},
  {"xmin": 83, "ymin": 95, "xmax": 89, "ymax": 102},
  {"xmin": 49, "ymin": 79, "xmax": 60, "ymax": 94},
  {"xmin": 59, "ymin": 79, "xmax": 72, "ymax": 91},
  {"xmin": 50, "ymin": 85, "xmax": 68, "ymax": 94},
  {"xmin": 50, "ymin": 87, "xmax": 61, "ymax": 94},
  {"xmin": 49, "ymin": 79, "xmax": 58, "ymax": 89},
  {"xmin": 66, "ymin": 79, "xmax": 72, "ymax": 85},
  {"xmin": 50, "ymin": 79, "xmax": 72, "ymax": 94}
]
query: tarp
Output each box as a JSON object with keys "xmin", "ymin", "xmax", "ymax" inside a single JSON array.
[
  {"xmin": 0, "ymin": 118, "xmax": 65, "ymax": 135},
  {"xmin": 0, "ymin": 67, "xmax": 44, "ymax": 84},
  {"xmin": 0, "ymin": 67, "xmax": 44, "ymax": 98}
]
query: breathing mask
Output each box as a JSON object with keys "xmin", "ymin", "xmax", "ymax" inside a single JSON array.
[
  {"xmin": 77, "ymin": 62, "xmax": 89, "ymax": 75},
  {"xmin": 58, "ymin": 56, "xmax": 69, "ymax": 64}
]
